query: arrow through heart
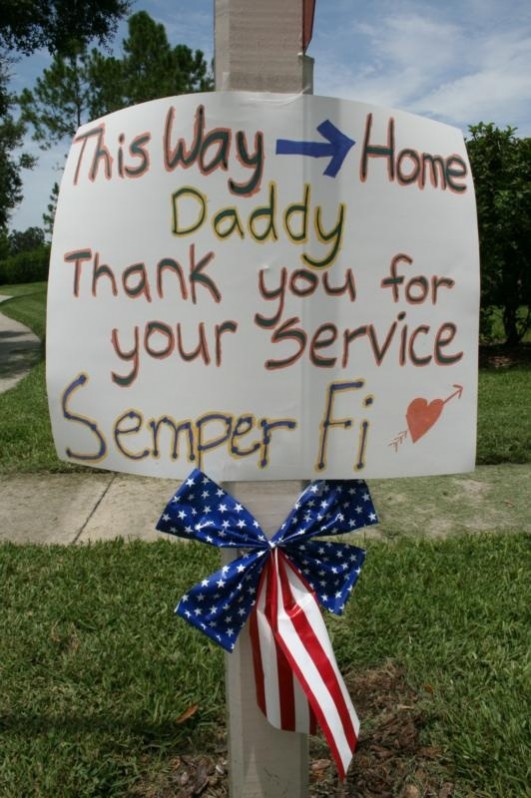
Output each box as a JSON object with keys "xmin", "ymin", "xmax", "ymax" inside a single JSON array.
[{"xmin": 389, "ymin": 385, "xmax": 463, "ymax": 451}]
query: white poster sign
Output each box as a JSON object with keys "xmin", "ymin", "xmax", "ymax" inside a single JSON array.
[{"xmin": 47, "ymin": 92, "xmax": 479, "ymax": 480}]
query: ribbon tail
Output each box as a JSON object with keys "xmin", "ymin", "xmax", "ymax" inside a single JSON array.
[
  {"xmin": 268, "ymin": 550, "xmax": 359, "ymax": 779},
  {"xmin": 249, "ymin": 560, "xmax": 317, "ymax": 736}
]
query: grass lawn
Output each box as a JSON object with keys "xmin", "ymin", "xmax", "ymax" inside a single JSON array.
[
  {"xmin": 477, "ymin": 367, "xmax": 531, "ymax": 463},
  {"xmin": 0, "ymin": 282, "xmax": 529, "ymax": 472},
  {"xmin": 0, "ymin": 534, "xmax": 528, "ymax": 797},
  {"xmin": 0, "ymin": 283, "xmax": 529, "ymax": 797},
  {"xmin": 0, "ymin": 282, "xmax": 47, "ymax": 340},
  {"xmin": 482, "ymin": 305, "xmax": 531, "ymax": 344}
]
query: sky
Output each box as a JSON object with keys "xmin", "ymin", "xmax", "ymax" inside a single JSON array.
[{"xmin": 7, "ymin": 0, "xmax": 531, "ymax": 232}]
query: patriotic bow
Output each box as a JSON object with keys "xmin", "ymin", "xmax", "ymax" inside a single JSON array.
[{"xmin": 156, "ymin": 469, "xmax": 378, "ymax": 778}]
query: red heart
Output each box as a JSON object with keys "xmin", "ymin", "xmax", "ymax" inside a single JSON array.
[{"xmin": 406, "ymin": 398, "xmax": 444, "ymax": 443}]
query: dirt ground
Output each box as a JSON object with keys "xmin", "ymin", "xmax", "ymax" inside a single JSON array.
[
  {"xmin": 131, "ymin": 663, "xmax": 455, "ymax": 798},
  {"xmin": 479, "ymin": 342, "xmax": 531, "ymax": 369}
]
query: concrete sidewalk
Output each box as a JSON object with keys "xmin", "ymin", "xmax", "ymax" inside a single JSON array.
[
  {"xmin": 0, "ymin": 298, "xmax": 41, "ymax": 393},
  {"xmin": 0, "ymin": 472, "xmax": 177, "ymax": 545},
  {"xmin": 1, "ymin": 465, "xmax": 529, "ymax": 545}
]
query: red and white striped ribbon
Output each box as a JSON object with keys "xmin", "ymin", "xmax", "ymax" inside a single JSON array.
[{"xmin": 249, "ymin": 548, "xmax": 360, "ymax": 779}]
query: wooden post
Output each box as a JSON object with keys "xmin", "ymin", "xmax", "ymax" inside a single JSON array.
[
  {"xmin": 215, "ymin": 1, "xmax": 313, "ymax": 795},
  {"xmin": 215, "ymin": 0, "xmax": 314, "ymax": 94},
  {"xmin": 222, "ymin": 482, "xmax": 309, "ymax": 798}
]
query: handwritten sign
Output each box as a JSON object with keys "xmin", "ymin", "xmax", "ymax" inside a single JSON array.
[{"xmin": 46, "ymin": 92, "xmax": 479, "ymax": 480}]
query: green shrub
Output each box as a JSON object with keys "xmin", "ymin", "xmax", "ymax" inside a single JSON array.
[{"xmin": 0, "ymin": 245, "xmax": 50, "ymax": 285}]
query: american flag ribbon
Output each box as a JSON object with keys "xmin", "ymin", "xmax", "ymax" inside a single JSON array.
[{"xmin": 156, "ymin": 469, "xmax": 378, "ymax": 777}]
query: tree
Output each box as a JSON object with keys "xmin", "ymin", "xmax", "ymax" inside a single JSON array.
[
  {"xmin": 8, "ymin": 225, "xmax": 45, "ymax": 254},
  {"xmin": 18, "ymin": 10, "xmax": 212, "ymax": 232},
  {"xmin": 20, "ymin": 11, "xmax": 213, "ymax": 148},
  {"xmin": 88, "ymin": 11, "xmax": 212, "ymax": 117},
  {"xmin": 0, "ymin": 0, "xmax": 130, "ymax": 55},
  {"xmin": 0, "ymin": 0, "xmax": 130, "ymax": 226},
  {"xmin": 0, "ymin": 53, "xmax": 34, "ymax": 231},
  {"xmin": 0, "ymin": 227, "xmax": 9, "ymax": 259},
  {"xmin": 467, "ymin": 123, "xmax": 531, "ymax": 345},
  {"xmin": 19, "ymin": 46, "xmax": 93, "ymax": 148},
  {"xmin": 43, "ymin": 181, "xmax": 59, "ymax": 240},
  {"xmin": 0, "ymin": 59, "xmax": 35, "ymax": 229},
  {"xmin": 120, "ymin": 11, "xmax": 212, "ymax": 102}
]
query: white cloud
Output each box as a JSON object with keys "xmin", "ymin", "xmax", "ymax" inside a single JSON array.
[
  {"xmin": 411, "ymin": 28, "xmax": 531, "ymax": 132},
  {"xmin": 415, "ymin": 68, "xmax": 531, "ymax": 132},
  {"xmin": 353, "ymin": 14, "xmax": 462, "ymax": 75},
  {"xmin": 313, "ymin": 4, "xmax": 531, "ymax": 135}
]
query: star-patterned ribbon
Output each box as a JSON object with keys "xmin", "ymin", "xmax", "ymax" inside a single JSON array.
[{"xmin": 156, "ymin": 469, "xmax": 378, "ymax": 777}]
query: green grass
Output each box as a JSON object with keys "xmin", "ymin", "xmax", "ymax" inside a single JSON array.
[
  {"xmin": 0, "ymin": 362, "xmax": 84, "ymax": 472},
  {"xmin": 0, "ymin": 540, "xmax": 224, "ymax": 797},
  {"xmin": 481, "ymin": 305, "xmax": 531, "ymax": 344},
  {"xmin": 0, "ymin": 284, "xmax": 68, "ymax": 471},
  {"xmin": 334, "ymin": 534, "xmax": 530, "ymax": 797},
  {"xmin": 1, "ymin": 282, "xmax": 530, "ymax": 472},
  {"xmin": 0, "ymin": 282, "xmax": 47, "ymax": 340},
  {"xmin": 477, "ymin": 368, "xmax": 531, "ymax": 464},
  {"xmin": 1, "ymin": 285, "xmax": 528, "ymax": 798},
  {"xmin": 0, "ymin": 535, "xmax": 528, "ymax": 797}
]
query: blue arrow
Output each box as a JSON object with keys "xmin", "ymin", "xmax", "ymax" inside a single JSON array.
[{"xmin": 276, "ymin": 119, "xmax": 355, "ymax": 178}]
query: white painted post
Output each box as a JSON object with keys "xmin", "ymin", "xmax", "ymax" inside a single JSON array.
[
  {"xmin": 215, "ymin": 0, "xmax": 314, "ymax": 95},
  {"xmin": 215, "ymin": 1, "xmax": 313, "ymax": 795},
  {"xmin": 222, "ymin": 482, "xmax": 309, "ymax": 798}
]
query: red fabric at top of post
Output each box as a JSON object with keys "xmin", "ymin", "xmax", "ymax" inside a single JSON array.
[{"xmin": 303, "ymin": 0, "xmax": 316, "ymax": 51}]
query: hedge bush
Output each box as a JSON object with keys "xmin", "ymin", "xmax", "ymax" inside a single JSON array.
[{"xmin": 0, "ymin": 245, "xmax": 50, "ymax": 285}]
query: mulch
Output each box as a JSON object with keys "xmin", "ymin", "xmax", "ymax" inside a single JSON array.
[
  {"xmin": 479, "ymin": 342, "xmax": 531, "ymax": 369},
  {"xmin": 132, "ymin": 662, "xmax": 455, "ymax": 798}
]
